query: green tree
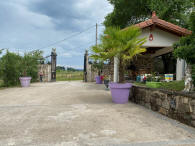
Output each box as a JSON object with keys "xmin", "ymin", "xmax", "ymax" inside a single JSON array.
[
  {"xmin": 91, "ymin": 60, "xmax": 104, "ymax": 76},
  {"xmin": 0, "ymin": 51, "xmax": 22, "ymax": 86},
  {"xmin": 174, "ymin": 11, "xmax": 195, "ymax": 92},
  {"xmin": 0, "ymin": 50, "xmax": 43, "ymax": 87},
  {"xmin": 104, "ymin": 0, "xmax": 193, "ymax": 28},
  {"xmin": 91, "ymin": 26, "xmax": 146, "ymax": 82},
  {"xmin": 22, "ymin": 50, "xmax": 43, "ymax": 82}
]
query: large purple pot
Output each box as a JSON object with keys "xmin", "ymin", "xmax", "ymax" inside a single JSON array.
[
  {"xmin": 95, "ymin": 76, "xmax": 102, "ymax": 84},
  {"xmin": 19, "ymin": 77, "xmax": 32, "ymax": 87},
  {"xmin": 109, "ymin": 83, "xmax": 132, "ymax": 104}
]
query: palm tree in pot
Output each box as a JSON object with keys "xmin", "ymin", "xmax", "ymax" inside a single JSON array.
[
  {"xmin": 91, "ymin": 60, "xmax": 104, "ymax": 84},
  {"xmin": 91, "ymin": 26, "xmax": 146, "ymax": 104},
  {"xmin": 19, "ymin": 50, "xmax": 43, "ymax": 87}
]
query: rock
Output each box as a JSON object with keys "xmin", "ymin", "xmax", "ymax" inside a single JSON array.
[
  {"xmin": 177, "ymin": 104, "xmax": 191, "ymax": 113},
  {"xmin": 145, "ymin": 103, "xmax": 151, "ymax": 109},
  {"xmin": 191, "ymin": 114, "xmax": 195, "ymax": 120},
  {"xmin": 191, "ymin": 120, "xmax": 195, "ymax": 127},
  {"xmin": 159, "ymin": 107, "xmax": 168, "ymax": 115},
  {"xmin": 183, "ymin": 97, "xmax": 189, "ymax": 104},
  {"xmin": 162, "ymin": 99, "xmax": 170, "ymax": 110}
]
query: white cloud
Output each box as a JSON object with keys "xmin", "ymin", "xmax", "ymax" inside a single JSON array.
[{"xmin": 0, "ymin": 0, "xmax": 113, "ymax": 68}]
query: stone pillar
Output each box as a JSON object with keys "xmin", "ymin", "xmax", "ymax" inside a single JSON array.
[
  {"xmin": 84, "ymin": 50, "xmax": 88, "ymax": 82},
  {"xmin": 176, "ymin": 59, "xmax": 185, "ymax": 81},
  {"xmin": 114, "ymin": 56, "xmax": 119, "ymax": 82},
  {"xmin": 51, "ymin": 48, "xmax": 57, "ymax": 82}
]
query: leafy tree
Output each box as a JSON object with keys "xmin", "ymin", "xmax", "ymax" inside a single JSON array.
[
  {"xmin": 91, "ymin": 60, "xmax": 104, "ymax": 76},
  {"xmin": 91, "ymin": 26, "xmax": 146, "ymax": 82},
  {"xmin": 174, "ymin": 11, "xmax": 195, "ymax": 92},
  {"xmin": 56, "ymin": 66, "xmax": 65, "ymax": 71},
  {"xmin": 0, "ymin": 50, "xmax": 43, "ymax": 86},
  {"xmin": 104, "ymin": 0, "xmax": 193, "ymax": 28},
  {"xmin": 0, "ymin": 51, "xmax": 22, "ymax": 86},
  {"xmin": 22, "ymin": 50, "xmax": 43, "ymax": 82}
]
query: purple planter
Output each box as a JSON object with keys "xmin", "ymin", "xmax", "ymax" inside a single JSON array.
[
  {"xmin": 95, "ymin": 76, "xmax": 102, "ymax": 84},
  {"xmin": 109, "ymin": 83, "xmax": 132, "ymax": 104},
  {"xmin": 19, "ymin": 77, "xmax": 32, "ymax": 87}
]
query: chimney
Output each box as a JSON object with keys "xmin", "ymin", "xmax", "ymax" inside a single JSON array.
[{"xmin": 152, "ymin": 11, "xmax": 158, "ymax": 21}]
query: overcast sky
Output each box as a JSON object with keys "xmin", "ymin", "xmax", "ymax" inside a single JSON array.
[{"xmin": 0, "ymin": 0, "xmax": 113, "ymax": 69}]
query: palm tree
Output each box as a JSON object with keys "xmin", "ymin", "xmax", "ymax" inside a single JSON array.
[{"xmin": 91, "ymin": 26, "xmax": 146, "ymax": 83}]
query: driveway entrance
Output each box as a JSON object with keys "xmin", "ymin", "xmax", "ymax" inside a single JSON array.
[{"xmin": 0, "ymin": 81, "xmax": 195, "ymax": 145}]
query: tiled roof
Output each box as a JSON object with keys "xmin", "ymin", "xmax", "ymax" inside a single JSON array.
[{"xmin": 135, "ymin": 11, "xmax": 192, "ymax": 36}]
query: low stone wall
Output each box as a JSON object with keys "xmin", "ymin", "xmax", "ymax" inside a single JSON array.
[{"xmin": 131, "ymin": 85, "xmax": 195, "ymax": 127}]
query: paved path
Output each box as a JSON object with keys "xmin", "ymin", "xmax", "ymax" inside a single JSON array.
[{"xmin": 0, "ymin": 81, "xmax": 195, "ymax": 146}]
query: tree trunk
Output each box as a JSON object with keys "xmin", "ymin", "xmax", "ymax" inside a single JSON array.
[
  {"xmin": 119, "ymin": 59, "xmax": 125, "ymax": 83},
  {"xmin": 184, "ymin": 64, "xmax": 194, "ymax": 92}
]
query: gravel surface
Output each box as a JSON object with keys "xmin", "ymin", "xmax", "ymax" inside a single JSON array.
[{"xmin": 0, "ymin": 81, "xmax": 195, "ymax": 146}]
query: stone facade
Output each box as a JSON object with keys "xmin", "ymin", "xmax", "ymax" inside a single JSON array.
[
  {"xmin": 131, "ymin": 85, "xmax": 195, "ymax": 127},
  {"xmin": 102, "ymin": 62, "xmax": 114, "ymax": 81},
  {"xmin": 133, "ymin": 55, "xmax": 154, "ymax": 75}
]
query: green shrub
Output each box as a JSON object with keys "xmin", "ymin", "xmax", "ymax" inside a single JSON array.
[
  {"xmin": 0, "ymin": 50, "xmax": 43, "ymax": 87},
  {"xmin": 0, "ymin": 51, "xmax": 22, "ymax": 86},
  {"xmin": 21, "ymin": 51, "xmax": 43, "ymax": 82}
]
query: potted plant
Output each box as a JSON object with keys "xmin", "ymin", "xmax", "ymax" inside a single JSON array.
[
  {"xmin": 91, "ymin": 60, "xmax": 104, "ymax": 84},
  {"xmin": 19, "ymin": 53, "xmax": 32, "ymax": 87},
  {"xmin": 91, "ymin": 26, "xmax": 146, "ymax": 104},
  {"xmin": 19, "ymin": 50, "xmax": 43, "ymax": 87},
  {"xmin": 103, "ymin": 75, "xmax": 110, "ymax": 89}
]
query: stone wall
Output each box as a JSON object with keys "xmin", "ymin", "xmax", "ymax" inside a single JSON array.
[
  {"xmin": 38, "ymin": 64, "xmax": 51, "ymax": 82},
  {"xmin": 131, "ymin": 85, "xmax": 195, "ymax": 127},
  {"xmin": 86, "ymin": 63, "xmax": 98, "ymax": 82},
  {"xmin": 102, "ymin": 62, "xmax": 114, "ymax": 81}
]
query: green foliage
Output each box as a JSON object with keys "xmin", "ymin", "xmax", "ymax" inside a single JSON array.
[
  {"xmin": 22, "ymin": 50, "xmax": 43, "ymax": 82},
  {"xmin": 174, "ymin": 11, "xmax": 195, "ymax": 65},
  {"xmin": 174, "ymin": 36, "xmax": 195, "ymax": 64},
  {"xmin": 91, "ymin": 26, "xmax": 146, "ymax": 62},
  {"xmin": 91, "ymin": 26, "xmax": 146, "ymax": 82},
  {"xmin": 0, "ymin": 51, "xmax": 22, "ymax": 86},
  {"xmin": 104, "ymin": 0, "xmax": 194, "ymax": 28},
  {"xmin": 91, "ymin": 61, "xmax": 104, "ymax": 70},
  {"xmin": 56, "ymin": 71, "xmax": 83, "ymax": 81},
  {"xmin": 135, "ymin": 80, "xmax": 185, "ymax": 91},
  {"xmin": 56, "ymin": 66, "xmax": 66, "ymax": 71},
  {"xmin": 0, "ymin": 50, "xmax": 43, "ymax": 87}
]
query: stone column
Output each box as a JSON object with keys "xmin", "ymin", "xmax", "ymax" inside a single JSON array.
[
  {"xmin": 176, "ymin": 59, "xmax": 185, "ymax": 81},
  {"xmin": 84, "ymin": 50, "xmax": 88, "ymax": 82},
  {"xmin": 114, "ymin": 56, "xmax": 119, "ymax": 82},
  {"xmin": 51, "ymin": 48, "xmax": 57, "ymax": 82}
]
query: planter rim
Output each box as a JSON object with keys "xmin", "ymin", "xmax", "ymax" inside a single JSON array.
[
  {"xmin": 109, "ymin": 82, "xmax": 132, "ymax": 89},
  {"xmin": 19, "ymin": 77, "xmax": 32, "ymax": 79}
]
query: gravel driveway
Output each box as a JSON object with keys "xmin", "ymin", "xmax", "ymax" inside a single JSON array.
[{"xmin": 0, "ymin": 81, "xmax": 195, "ymax": 146}]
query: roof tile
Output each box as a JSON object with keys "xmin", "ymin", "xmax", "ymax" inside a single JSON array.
[{"xmin": 135, "ymin": 11, "xmax": 192, "ymax": 36}]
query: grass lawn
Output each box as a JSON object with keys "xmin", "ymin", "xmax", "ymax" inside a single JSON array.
[
  {"xmin": 56, "ymin": 71, "xmax": 83, "ymax": 81},
  {"xmin": 134, "ymin": 80, "xmax": 185, "ymax": 91}
]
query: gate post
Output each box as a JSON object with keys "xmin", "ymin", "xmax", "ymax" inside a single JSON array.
[
  {"xmin": 51, "ymin": 48, "xmax": 57, "ymax": 82},
  {"xmin": 84, "ymin": 50, "xmax": 88, "ymax": 82}
]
